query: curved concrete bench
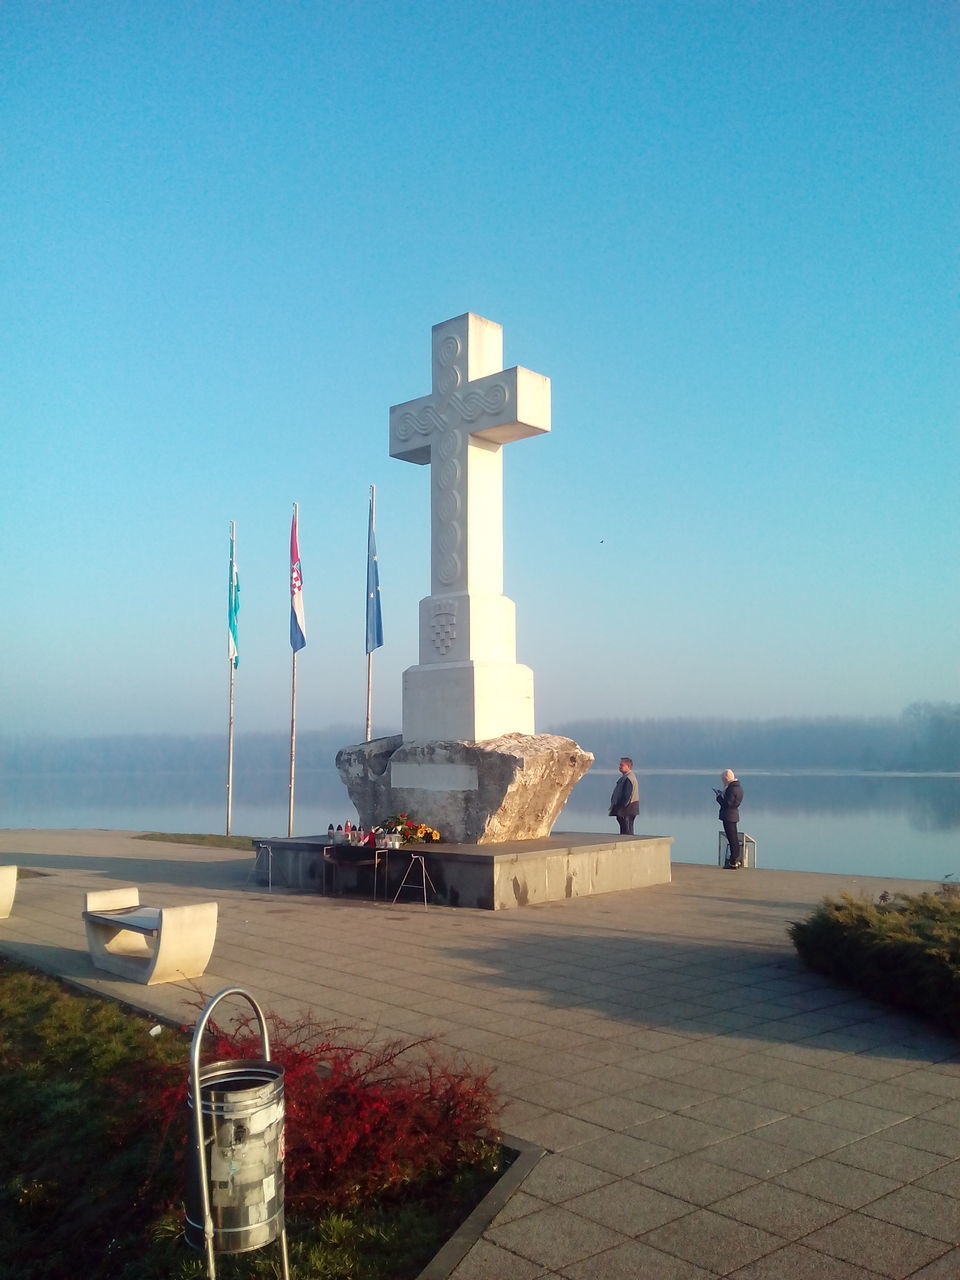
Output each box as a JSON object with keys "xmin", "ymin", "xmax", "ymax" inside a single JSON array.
[
  {"xmin": 0, "ymin": 866, "xmax": 16, "ymax": 918},
  {"xmin": 82, "ymin": 887, "xmax": 218, "ymax": 986}
]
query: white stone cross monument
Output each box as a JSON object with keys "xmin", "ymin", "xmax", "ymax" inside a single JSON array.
[
  {"xmin": 390, "ymin": 313, "xmax": 551, "ymax": 742},
  {"xmin": 337, "ymin": 312, "xmax": 594, "ymax": 849}
]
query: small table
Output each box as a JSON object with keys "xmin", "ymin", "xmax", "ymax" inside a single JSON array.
[{"xmin": 322, "ymin": 843, "xmax": 388, "ymax": 899}]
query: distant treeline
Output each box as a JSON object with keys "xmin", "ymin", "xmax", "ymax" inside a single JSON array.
[
  {"xmin": 550, "ymin": 703, "xmax": 960, "ymax": 773},
  {"xmin": 0, "ymin": 726, "xmax": 365, "ymax": 779},
  {"xmin": 1, "ymin": 703, "xmax": 958, "ymax": 776}
]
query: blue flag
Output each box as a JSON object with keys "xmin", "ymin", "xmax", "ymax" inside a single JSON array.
[{"xmin": 365, "ymin": 494, "xmax": 383, "ymax": 654}]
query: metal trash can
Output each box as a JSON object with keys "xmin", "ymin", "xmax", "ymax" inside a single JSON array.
[
  {"xmin": 186, "ymin": 987, "xmax": 290, "ymax": 1280},
  {"xmin": 186, "ymin": 1058, "xmax": 285, "ymax": 1253},
  {"xmin": 717, "ymin": 831, "xmax": 757, "ymax": 867}
]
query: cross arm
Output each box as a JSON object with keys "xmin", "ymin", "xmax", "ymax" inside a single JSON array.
[{"xmin": 389, "ymin": 365, "xmax": 551, "ymax": 463}]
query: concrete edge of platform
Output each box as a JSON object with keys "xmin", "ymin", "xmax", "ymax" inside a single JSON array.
[
  {"xmin": 252, "ymin": 834, "xmax": 674, "ymax": 909},
  {"xmin": 415, "ymin": 1133, "xmax": 546, "ymax": 1280}
]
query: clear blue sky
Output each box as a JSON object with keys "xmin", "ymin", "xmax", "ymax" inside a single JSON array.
[{"xmin": 1, "ymin": 1, "xmax": 956, "ymax": 740}]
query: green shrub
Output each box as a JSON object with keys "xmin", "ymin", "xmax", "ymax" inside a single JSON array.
[
  {"xmin": 0, "ymin": 960, "xmax": 503, "ymax": 1280},
  {"xmin": 788, "ymin": 885, "xmax": 960, "ymax": 1035}
]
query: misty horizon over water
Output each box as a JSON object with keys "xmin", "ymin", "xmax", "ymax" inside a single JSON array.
[
  {"xmin": 3, "ymin": 764, "xmax": 957, "ymax": 886},
  {"xmin": 3, "ymin": 710, "xmax": 958, "ymax": 880}
]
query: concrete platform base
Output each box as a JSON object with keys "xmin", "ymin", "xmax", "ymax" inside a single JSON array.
[{"xmin": 252, "ymin": 832, "xmax": 672, "ymax": 910}]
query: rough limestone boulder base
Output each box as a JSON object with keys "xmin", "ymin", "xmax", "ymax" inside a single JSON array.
[{"xmin": 335, "ymin": 733, "xmax": 594, "ymax": 845}]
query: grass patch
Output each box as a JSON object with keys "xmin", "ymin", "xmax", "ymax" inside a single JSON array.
[
  {"xmin": 789, "ymin": 881, "xmax": 960, "ymax": 1035},
  {"xmin": 0, "ymin": 960, "xmax": 505, "ymax": 1279},
  {"xmin": 136, "ymin": 832, "xmax": 256, "ymax": 851}
]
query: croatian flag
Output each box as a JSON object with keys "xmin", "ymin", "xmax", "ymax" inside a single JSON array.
[{"xmin": 290, "ymin": 507, "xmax": 306, "ymax": 652}]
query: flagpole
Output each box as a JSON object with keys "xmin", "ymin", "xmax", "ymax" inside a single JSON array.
[
  {"xmin": 288, "ymin": 503, "xmax": 298, "ymax": 836},
  {"xmin": 226, "ymin": 521, "xmax": 237, "ymax": 835},
  {"xmin": 365, "ymin": 484, "xmax": 376, "ymax": 741},
  {"xmin": 288, "ymin": 647, "xmax": 297, "ymax": 837},
  {"xmin": 288, "ymin": 501, "xmax": 306, "ymax": 837}
]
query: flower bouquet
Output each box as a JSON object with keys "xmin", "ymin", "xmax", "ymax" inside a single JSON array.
[{"xmin": 382, "ymin": 813, "xmax": 442, "ymax": 845}]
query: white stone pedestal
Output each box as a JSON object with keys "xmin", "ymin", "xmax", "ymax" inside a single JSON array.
[{"xmin": 401, "ymin": 661, "xmax": 534, "ymax": 742}]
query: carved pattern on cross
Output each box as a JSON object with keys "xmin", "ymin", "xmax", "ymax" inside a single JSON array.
[
  {"xmin": 389, "ymin": 313, "xmax": 550, "ymax": 601},
  {"xmin": 393, "ymin": 333, "xmax": 510, "ymax": 587}
]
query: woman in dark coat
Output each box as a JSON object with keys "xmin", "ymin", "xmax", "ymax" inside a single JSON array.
[{"xmin": 716, "ymin": 769, "xmax": 744, "ymax": 867}]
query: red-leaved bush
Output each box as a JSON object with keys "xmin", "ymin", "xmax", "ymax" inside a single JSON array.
[{"xmin": 150, "ymin": 1007, "xmax": 500, "ymax": 1211}]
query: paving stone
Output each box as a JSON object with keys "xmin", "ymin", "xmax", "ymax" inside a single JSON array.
[
  {"xmin": 569, "ymin": 1131, "xmax": 676, "ymax": 1176},
  {"xmin": 521, "ymin": 1026, "xmax": 606, "ymax": 1051},
  {"xmin": 507, "ymin": 1076, "xmax": 604, "ymax": 1111},
  {"xmin": 921, "ymin": 1099, "xmax": 960, "ymax": 1129},
  {"xmin": 698, "ymin": 1051, "xmax": 786, "ymax": 1081},
  {"xmin": 906, "ymin": 1249, "xmax": 960, "ymax": 1278},
  {"xmin": 632, "ymin": 1152, "xmax": 759, "ymax": 1205},
  {"xmin": 774, "ymin": 1155, "xmax": 901, "ymax": 1208},
  {"xmin": 488, "ymin": 1064, "xmax": 554, "ymax": 1094},
  {"xmin": 735, "ymin": 1079, "xmax": 836, "ymax": 1113},
  {"xmin": 832, "ymin": 1135, "xmax": 952, "ymax": 1180},
  {"xmin": 559, "ymin": 1237, "xmax": 719, "ymax": 1278},
  {"xmin": 880, "ymin": 1117, "xmax": 960, "ymax": 1158},
  {"xmin": 775, "ymin": 1063, "xmax": 873, "ymax": 1096},
  {"xmin": 567, "ymin": 1063, "xmax": 659, "ymax": 1094},
  {"xmin": 640, "ymin": 1207, "xmax": 785, "ymax": 1273},
  {"xmin": 669, "ymin": 1036, "xmax": 757, "ymax": 1065},
  {"xmin": 798, "ymin": 1030, "xmax": 894, "ymax": 1055},
  {"xmin": 750, "ymin": 1114, "xmax": 860, "ymax": 1155},
  {"xmin": 702, "ymin": 1133, "xmax": 811, "ymax": 1178},
  {"xmin": 622, "ymin": 1076, "xmax": 720, "ymax": 1113},
  {"xmin": 624, "ymin": 1031, "xmax": 703, "ymax": 1055},
  {"xmin": 843, "ymin": 1081, "xmax": 945, "ymax": 1115},
  {"xmin": 860, "ymin": 1184, "xmax": 960, "ymax": 1242},
  {"xmin": 627, "ymin": 1113, "xmax": 735, "ymax": 1153},
  {"xmin": 569, "ymin": 1037, "xmax": 654, "ymax": 1065},
  {"xmin": 623, "ymin": 1053, "xmax": 711, "ymax": 1082},
  {"xmin": 798, "ymin": 1097, "xmax": 909, "ymax": 1135},
  {"xmin": 508, "ymin": 1048, "xmax": 601, "ymax": 1078},
  {"xmin": 670, "ymin": 1064, "xmax": 765, "ymax": 1095},
  {"xmin": 745, "ymin": 1019, "xmax": 828, "ymax": 1043},
  {"xmin": 711, "ymin": 1180, "xmax": 845, "ymax": 1238},
  {"xmin": 565, "ymin": 1094, "xmax": 665, "ymax": 1130},
  {"xmin": 725, "ymin": 1240, "xmax": 887, "ymax": 1278},
  {"xmin": 827, "ymin": 1055, "xmax": 920, "ymax": 1082},
  {"xmin": 903, "ymin": 1070, "xmax": 960, "ymax": 1100},
  {"xmin": 449, "ymin": 1238, "xmax": 546, "ymax": 1278},
  {"xmin": 802, "ymin": 1211, "xmax": 949, "ymax": 1278},
  {"xmin": 914, "ymin": 1159, "xmax": 960, "ymax": 1198},
  {"xmin": 888, "ymin": 1037, "xmax": 959, "ymax": 1065},
  {"xmin": 565, "ymin": 1179, "xmax": 692, "ymax": 1235},
  {"xmin": 490, "ymin": 1190, "xmax": 552, "ymax": 1226},
  {"xmin": 516, "ymin": 1113, "xmax": 612, "ymax": 1153},
  {"xmin": 679, "ymin": 1096, "xmax": 786, "ymax": 1134},
  {"xmin": 518, "ymin": 1154, "xmax": 619, "ymax": 1204},
  {"xmin": 499, "ymin": 1098, "xmax": 550, "ymax": 1130},
  {"xmin": 487, "ymin": 1204, "xmax": 625, "ymax": 1270}
]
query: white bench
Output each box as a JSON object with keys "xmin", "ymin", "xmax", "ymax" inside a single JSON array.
[
  {"xmin": 0, "ymin": 866, "xmax": 16, "ymax": 918},
  {"xmin": 82, "ymin": 888, "xmax": 218, "ymax": 986}
]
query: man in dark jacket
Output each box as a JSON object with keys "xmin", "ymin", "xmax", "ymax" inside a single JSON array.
[
  {"xmin": 609, "ymin": 757, "xmax": 640, "ymax": 834},
  {"xmin": 716, "ymin": 769, "xmax": 744, "ymax": 867}
]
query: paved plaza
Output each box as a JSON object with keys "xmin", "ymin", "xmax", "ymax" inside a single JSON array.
[{"xmin": 2, "ymin": 829, "xmax": 959, "ymax": 1279}]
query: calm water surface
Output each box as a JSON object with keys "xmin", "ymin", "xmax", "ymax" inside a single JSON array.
[{"xmin": 2, "ymin": 768, "xmax": 958, "ymax": 884}]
